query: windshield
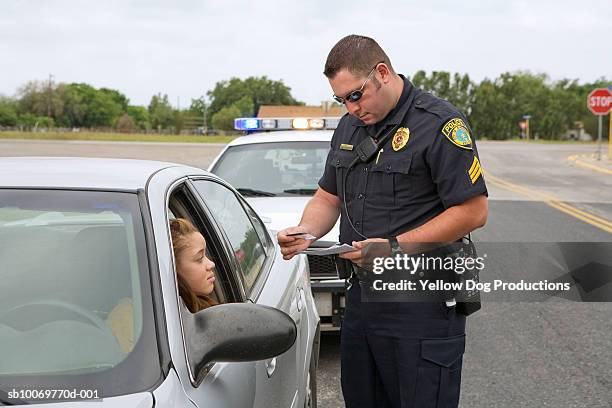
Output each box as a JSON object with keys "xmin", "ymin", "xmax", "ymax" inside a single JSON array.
[
  {"xmin": 211, "ymin": 141, "xmax": 330, "ymax": 196},
  {"xmin": 0, "ymin": 189, "xmax": 162, "ymax": 402}
]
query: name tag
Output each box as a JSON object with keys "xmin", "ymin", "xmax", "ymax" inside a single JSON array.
[{"xmin": 340, "ymin": 144, "xmax": 353, "ymax": 151}]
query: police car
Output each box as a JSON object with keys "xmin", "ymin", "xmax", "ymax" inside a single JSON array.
[{"xmin": 209, "ymin": 117, "xmax": 345, "ymax": 331}]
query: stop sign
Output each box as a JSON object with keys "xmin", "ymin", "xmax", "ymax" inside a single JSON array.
[{"xmin": 587, "ymin": 88, "xmax": 612, "ymax": 115}]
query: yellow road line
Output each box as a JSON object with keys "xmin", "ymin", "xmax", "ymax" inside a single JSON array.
[
  {"xmin": 567, "ymin": 154, "xmax": 612, "ymax": 176},
  {"xmin": 548, "ymin": 199, "xmax": 612, "ymax": 229},
  {"xmin": 484, "ymin": 171, "xmax": 612, "ymax": 234}
]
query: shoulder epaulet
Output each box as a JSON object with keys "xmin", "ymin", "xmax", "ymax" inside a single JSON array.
[
  {"xmin": 343, "ymin": 111, "xmax": 361, "ymax": 127},
  {"xmin": 331, "ymin": 113, "xmax": 359, "ymax": 148},
  {"xmin": 414, "ymin": 92, "xmax": 456, "ymax": 120}
]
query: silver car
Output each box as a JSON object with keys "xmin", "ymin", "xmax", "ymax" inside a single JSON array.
[
  {"xmin": 0, "ymin": 157, "xmax": 320, "ymax": 407},
  {"xmin": 209, "ymin": 131, "xmax": 345, "ymax": 331}
]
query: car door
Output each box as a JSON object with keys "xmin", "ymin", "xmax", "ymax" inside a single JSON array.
[
  {"xmin": 190, "ymin": 177, "xmax": 302, "ymax": 407},
  {"xmin": 166, "ymin": 182, "xmax": 258, "ymax": 408}
]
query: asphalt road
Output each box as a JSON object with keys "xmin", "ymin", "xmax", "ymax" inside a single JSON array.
[{"xmin": 2, "ymin": 139, "xmax": 611, "ymax": 407}]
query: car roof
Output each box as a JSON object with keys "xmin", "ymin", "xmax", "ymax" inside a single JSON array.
[
  {"xmin": 0, "ymin": 157, "xmax": 204, "ymax": 191},
  {"xmin": 227, "ymin": 130, "xmax": 333, "ymax": 147}
]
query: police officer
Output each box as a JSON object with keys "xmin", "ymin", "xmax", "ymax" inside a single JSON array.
[{"xmin": 278, "ymin": 35, "xmax": 488, "ymax": 408}]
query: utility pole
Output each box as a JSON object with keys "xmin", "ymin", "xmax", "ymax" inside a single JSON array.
[
  {"xmin": 202, "ymin": 96, "xmax": 208, "ymax": 134},
  {"xmin": 47, "ymin": 74, "xmax": 54, "ymax": 118}
]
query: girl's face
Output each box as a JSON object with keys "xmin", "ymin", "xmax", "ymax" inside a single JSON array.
[{"xmin": 176, "ymin": 232, "xmax": 215, "ymax": 296}]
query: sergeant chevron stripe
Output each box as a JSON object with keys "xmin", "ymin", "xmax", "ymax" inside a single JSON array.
[{"xmin": 468, "ymin": 156, "xmax": 482, "ymax": 184}]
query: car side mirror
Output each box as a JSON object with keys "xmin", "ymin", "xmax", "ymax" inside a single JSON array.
[{"xmin": 181, "ymin": 302, "xmax": 297, "ymax": 384}]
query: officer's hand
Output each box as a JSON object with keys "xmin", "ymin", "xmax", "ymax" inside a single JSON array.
[
  {"xmin": 277, "ymin": 227, "xmax": 316, "ymax": 260},
  {"xmin": 340, "ymin": 238, "xmax": 388, "ymax": 268}
]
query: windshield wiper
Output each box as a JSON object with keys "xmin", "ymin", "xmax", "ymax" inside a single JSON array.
[
  {"xmin": 236, "ymin": 188, "xmax": 276, "ymax": 197},
  {"xmin": 283, "ymin": 188, "xmax": 317, "ymax": 195}
]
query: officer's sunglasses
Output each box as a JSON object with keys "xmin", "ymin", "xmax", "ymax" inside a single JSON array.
[{"xmin": 332, "ymin": 62, "xmax": 381, "ymax": 105}]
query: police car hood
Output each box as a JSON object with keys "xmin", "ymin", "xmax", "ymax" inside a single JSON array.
[{"xmin": 245, "ymin": 197, "xmax": 340, "ymax": 245}]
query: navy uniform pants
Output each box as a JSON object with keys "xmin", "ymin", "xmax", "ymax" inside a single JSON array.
[{"xmin": 341, "ymin": 279, "xmax": 466, "ymax": 408}]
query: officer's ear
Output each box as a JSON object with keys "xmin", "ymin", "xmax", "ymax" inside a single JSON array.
[{"xmin": 376, "ymin": 63, "xmax": 392, "ymax": 84}]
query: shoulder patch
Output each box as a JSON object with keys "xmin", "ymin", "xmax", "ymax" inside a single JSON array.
[{"xmin": 442, "ymin": 118, "xmax": 473, "ymax": 150}]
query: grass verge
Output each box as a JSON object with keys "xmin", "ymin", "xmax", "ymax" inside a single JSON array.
[{"xmin": 0, "ymin": 131, "xmax": 237, "ymax": 144}]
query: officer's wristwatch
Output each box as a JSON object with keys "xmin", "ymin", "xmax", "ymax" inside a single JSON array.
[{"xmin": 388, "ymin": 236, "xmax": 403, "ymax": 256}]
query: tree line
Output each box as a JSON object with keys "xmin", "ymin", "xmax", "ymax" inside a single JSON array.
[
  {"xmin": 0, "ymin": 72, "xmax": 609, "ymax": 139},
  {"xmin": 0, "ymin": 77, "xmax": 302, "ymax": 134},
  {"xmin": 409, "ymin": 71, "xmax": 609, "ymax": 140}
]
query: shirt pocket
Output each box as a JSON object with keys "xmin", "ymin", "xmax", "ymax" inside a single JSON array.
[
  {"xmin": 332, "ymin": 150, "xmax": 357, "ymax": 198},
  {"xmin": 370, "ymin": 153, "xmax": 413, "ymax": 206}
]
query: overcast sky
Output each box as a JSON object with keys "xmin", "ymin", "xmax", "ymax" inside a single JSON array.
[{"xmin": 1, "ymin": 0, "xmax": 610, "ymax": 108}]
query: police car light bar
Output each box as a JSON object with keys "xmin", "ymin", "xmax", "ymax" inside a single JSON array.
[{"xmin": 234, "ymin": 117, "xmax": 339, "ymax": 131}]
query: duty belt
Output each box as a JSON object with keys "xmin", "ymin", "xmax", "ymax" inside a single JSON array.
[{"xmin": 347, "ymin": 262, "xmax": 458, "ymax": 307}]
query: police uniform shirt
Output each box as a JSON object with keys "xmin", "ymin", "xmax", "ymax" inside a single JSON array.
[{"xmin": 318, "ymin": 76, "xmax": 488, "ymax": 244}]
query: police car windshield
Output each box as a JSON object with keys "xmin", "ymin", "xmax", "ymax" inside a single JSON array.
[{"xmin": 212, "ymin": 141, "xmax": 330, "ymax": 196}]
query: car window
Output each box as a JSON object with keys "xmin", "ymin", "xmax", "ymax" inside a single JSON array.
[
  {"xmin": 211, "ymin": 141, "xmax": 330, "ymax": 196},
  {"xmin": 168, "ymin": 183, "xmax": 251, "ymax": 385},
  {"xmin": 242, "ymin": 197, "xmax": 273, "ymax": 253},
  {"xmin": 0, "ymin": 189, "xmax": 161, "ymax": 399},
  {"xmin": 192, "ymin": 180, "xmax": 266, "ymax": 294},
  {"xmin": 167, "ymin": 185, "xmax": 236, "ymax": 305}
]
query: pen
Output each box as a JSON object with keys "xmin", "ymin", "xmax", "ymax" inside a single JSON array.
[{"xmin": 376, "ymin": 148, "xmax": 384, "ymax": 164}]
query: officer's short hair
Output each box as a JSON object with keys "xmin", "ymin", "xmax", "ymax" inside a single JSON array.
[{"xmin": 324, "ymin": 34, "xmax": 394, "ymax": 79}]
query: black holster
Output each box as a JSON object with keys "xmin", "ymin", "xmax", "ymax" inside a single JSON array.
[
  {"xmin": 334, "ymin": 255, "xmax": 353, "ymax": 279},
  {"xmin": 452, "ymin": 239, "xmax": 482, "ymax": 316}
]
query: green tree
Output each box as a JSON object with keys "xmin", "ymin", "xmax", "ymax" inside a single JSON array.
[
  {"xmin": 17, "ymin": 113, "xmax": 55, "ymax": 129},
  {"xmin": 173, "ymin": 109, "xmax": 185, "ymax": 134},
  {"xmin": 470, "ymin": 79, "xmax": 509, "ymax": 140},
  {"xmin": 211, "ymin": 105, "xmax": 241, "ymax": 131},
  {"xmin": 470, "ymin": 72, "xmax": 555, "ymax": 139},
  {"xmin": 58, "ymin": 83, "xmax": 123, "ymax": 128},
  {"xmin": 99, "ymin": 88, "xmax": 129, "ymax": 112},
  {"xmin": 207, "ymin": 76, "xmax": 302, "ymax": 124},
  {"xmin": 148, "ymin": 93, "xmax": 174, "ymax": 131},
  {"xmin": 127, "ymin": 105, "xmax": 150, "ymax": 130},
  {"xmin": 189, "ymin": 98, "xmax": 206, "ymax": 116},
  {"xmin": 116, "ymin": 113, "xmax": 136, "ymax": 133},
  {"xmin": 60, "ymin": 83, "xmax": 90, "ymax": 127},
  {"xmin": 0, "ymin": 97, "xmax": 19, "ymax": 126},
  {"xmin": 17, "ymin": 80, "xmax": 65, "ymax": 122},
  {"xmin": 87, "ymin": 89, "xmax": 123, "ymax": 128},
  {"xmin": 410, "ymin": 71, "xmax": 474, "ymax": 115},
  {"xmin": 233, "ymin": 95, "xmax": 255, "ymax": 117}
]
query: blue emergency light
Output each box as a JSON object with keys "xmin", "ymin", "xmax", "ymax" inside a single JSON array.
[{"xmin": 234, "ymin": 118, "xmax": 261, "ymax": 131}]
